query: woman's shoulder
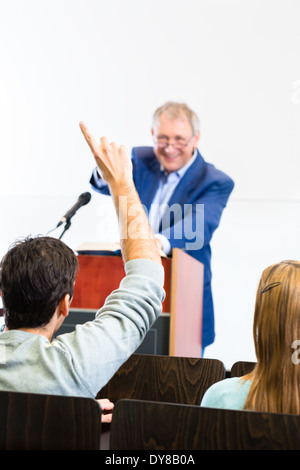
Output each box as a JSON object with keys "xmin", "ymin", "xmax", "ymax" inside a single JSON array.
[{"xmin": 201, "ymin": 376, "xmax": 252, "ymax": 410}]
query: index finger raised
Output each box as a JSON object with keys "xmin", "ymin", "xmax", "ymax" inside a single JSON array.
[{"xmin": 79, "ymin": 121, "xmax": 101, "ymax": 156}]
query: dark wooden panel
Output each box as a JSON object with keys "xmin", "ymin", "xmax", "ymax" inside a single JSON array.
[
  {"xmin": 0, "ymin": 391, "xmax": 102, "ymax": 450},
  {"xmin": 110, "ymin": 399, "xmax": 300, "ymax": 450},
  {"xmin": 97, "ymin": 354, "xmax": 225, "ymax": 405},
  {"xmin": 231, "ymin": 361, "xmax": 256, "ymax": 377}
]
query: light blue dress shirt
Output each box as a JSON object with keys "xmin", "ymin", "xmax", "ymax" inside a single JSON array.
[{"xmin": 148, "ymin": 151, "xmax": 197, "ymax": 255}]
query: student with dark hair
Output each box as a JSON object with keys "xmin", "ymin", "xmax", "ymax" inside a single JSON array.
[
  {"xmin": 0, "ymin": 123, "xmax": 165, "ymax": 423},
  {"xmin": 1, "ymin": 236, "xmax": 78, "ymax": 331}
]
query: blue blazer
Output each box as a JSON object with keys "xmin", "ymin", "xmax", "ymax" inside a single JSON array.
[{"xmin": 90, "ymin": 146, "xmax": 234, "ymax": 348}]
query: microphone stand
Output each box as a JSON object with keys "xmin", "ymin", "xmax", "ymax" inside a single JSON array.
[
  {"xmin": 58, "ymin": 218, "xmax": 72, "ymax": 240},
  {"xmin": 47, "ymin": 191, "xmax": 91, "ymax": 240}
]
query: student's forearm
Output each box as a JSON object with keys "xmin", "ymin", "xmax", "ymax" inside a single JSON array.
[{"xmin": 109, "ymin": 182, "xmax": 161, "ymax": 265}]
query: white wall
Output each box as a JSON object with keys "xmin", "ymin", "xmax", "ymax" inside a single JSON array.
[{"xmin": 0, "ymin": 0, "xmax": 300, "ymax": 368}]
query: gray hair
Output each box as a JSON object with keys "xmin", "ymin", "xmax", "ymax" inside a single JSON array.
[{"xmin": 152, "ymin": 101, "xmax": 200, "ymax": 135}]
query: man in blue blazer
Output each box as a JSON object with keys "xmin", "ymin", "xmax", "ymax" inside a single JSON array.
[{"xmin": 90, "ymin": 102, "xmax": 234, "ymax": 351}]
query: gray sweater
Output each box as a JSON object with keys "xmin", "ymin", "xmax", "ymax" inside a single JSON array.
[{"xmin": 0, "ymin": 259, "xmax": 165, "ymax": 398}]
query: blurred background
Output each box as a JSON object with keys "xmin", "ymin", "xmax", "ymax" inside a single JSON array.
[{"xmin": 1, "ymin": 0, "xmax": 300, "ymax": 368}]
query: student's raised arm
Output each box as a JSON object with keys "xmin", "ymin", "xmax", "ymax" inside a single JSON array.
[{"xmin": 79, "ymin": 122, "xmax": 161, "ymax": 265}]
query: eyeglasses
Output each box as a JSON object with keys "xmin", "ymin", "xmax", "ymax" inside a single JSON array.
[{"xmin": 153, "ymin": 135, "xmax": 194, "ymax": 150}]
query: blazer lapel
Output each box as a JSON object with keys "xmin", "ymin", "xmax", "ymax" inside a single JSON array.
[
  {"xmin": 139, "ymin": 162, "xmax": 161, "ymax": 212},
  {"xmin": 168, "ymin": 151, "xmax": 205, "ymax": 206}
]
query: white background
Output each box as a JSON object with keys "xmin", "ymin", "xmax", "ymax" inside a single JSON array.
[{"xmin": 0, "ymin": 0, "xmax": 300, "ymax": 368}]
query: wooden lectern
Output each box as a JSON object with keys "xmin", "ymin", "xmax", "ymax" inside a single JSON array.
[{"xmin": 66, "ymin": 248, "xmax": 204, "ymax": 358}]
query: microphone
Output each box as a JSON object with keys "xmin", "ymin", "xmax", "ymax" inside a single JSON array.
[{"xmin": 56, "ymin": 192, "xmax": 91, "ymax": 227}]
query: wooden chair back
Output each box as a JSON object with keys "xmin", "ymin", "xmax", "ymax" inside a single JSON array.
[
  {"xmin": 0, "ymin": 390, "xmax": 102, "ymax": 450},
  {"xmin": 97, "ymin": 353, "xmax": 226, "ymax": 405},
  {"xmin": 110, "ymin": 398, "xmax": 300, "ymax": 450},
  {"xmin": 231, "ymin": 361, "xmax": 256, "ymax": 377}
]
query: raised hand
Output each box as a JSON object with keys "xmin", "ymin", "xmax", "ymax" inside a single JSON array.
[{"xmin": 79, "ymin": 122, "xmax": 133, "ymax": 188}]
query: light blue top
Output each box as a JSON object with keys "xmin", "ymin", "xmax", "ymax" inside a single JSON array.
[
  {"xmin": 0, "ymin": 259, "xmax": 165, "ymax": 398},
  {"xmin": 201, "ymin": 377, "xmax": 252, "ymax": 410}
]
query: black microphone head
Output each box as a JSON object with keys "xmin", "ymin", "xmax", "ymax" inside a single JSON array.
[
  {"xmin": 55, "ymin": 192, "xmax": 92, "ymax": 228},
  {"xmin": 79, "ymin": 192, "xmax": 92, "ymax": 205}
]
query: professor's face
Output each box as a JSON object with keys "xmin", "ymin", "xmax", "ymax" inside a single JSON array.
[{"xmin": 152, "ymin": 112, "xmax": 200, "ymax": 174}]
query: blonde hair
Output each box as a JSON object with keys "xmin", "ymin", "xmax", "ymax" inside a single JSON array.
[
  {"xmin": 245, "ymin": 260, "xmax": 300, "ymax": 414},
  {"xmin": 152, "ymin": 101, "xmax": 200, "ymax": 135}
]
